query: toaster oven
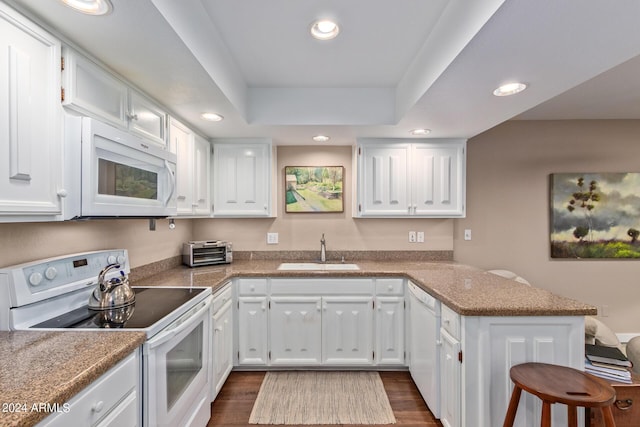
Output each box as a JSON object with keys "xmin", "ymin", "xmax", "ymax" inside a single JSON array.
[{"xmin": 183, "ymin": 240, "xmax": 232, "ymax": 267}]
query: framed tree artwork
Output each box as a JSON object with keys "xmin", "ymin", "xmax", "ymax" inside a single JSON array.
[
  {"xmin": 284, "ymin": 166, "xmax": 344, "ymax": 213},
  {"xmin": 550, "ymin": 173, "xmax": 640, "ymax": 258}
]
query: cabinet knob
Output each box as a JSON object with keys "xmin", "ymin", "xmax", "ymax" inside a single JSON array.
[
  {"xmin": 127, "ymin": 113, "xmax": 138, "ymax": 121},
  {"xmin": 57, "ymin": 189, "xmax": 68, "ymax": 198},
  {"xmin": 387, "ymin": 285, "xmax": 393, "ymax": 291},
  {"xmin": 92, "ymin": 401, "xmax": 104, "ymax": 413},
  {"xmin": 436, "ymin": 340, "xmax": 442, "ymax": 346}
]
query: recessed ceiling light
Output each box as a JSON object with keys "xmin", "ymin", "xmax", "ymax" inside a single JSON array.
[
  {"xmin": 313, "ymin": 135, "xmax": 330, "ymax": 142},
  {"xmin": 410, "ymin": 129, "xmax": 431, "ymax": 136},
  {"xmin": 493, "ymin": 82, "xmax": 527, "ymax": 97},
  {"xmin": 59, "ymin": 0, "xmax": 113, "ymax": 15},
  {"xmin": 310, "ymin": 20, "xmax": 340, "ymax": 40},
  {"xmin": 201, "ymin": 112, "xmax": 224, "ymax": 122}
]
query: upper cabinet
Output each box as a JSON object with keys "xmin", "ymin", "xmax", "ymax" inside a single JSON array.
[
  {"xmin": 0, "ymin": 4, "xmax": 65, "ymax": 222},
  {"xmin": 212, "ymin": 138, "xmax": 273, "ymax": 217},
  {"xmin": 62, "ymin": 47, "xmax": 167, "ymax": 148},
  {"xmin": 169, "ymin": 118, "xmax": 211, "ymax": 216},
  {"xmin": 356, "ymin": 138, "xmax": 466, "ymax": 218}
]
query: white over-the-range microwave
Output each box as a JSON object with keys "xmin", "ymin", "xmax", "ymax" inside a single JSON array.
[{"xmin": 63, "ymin": 116, "xmax": 177, "ymax": 219}]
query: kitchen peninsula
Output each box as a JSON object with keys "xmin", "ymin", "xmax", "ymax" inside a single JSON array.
[{"xmin": 135, "ymin": 256, "xmax": 594, "ymax": 427}]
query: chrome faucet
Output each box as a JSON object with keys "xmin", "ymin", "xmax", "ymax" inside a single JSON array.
[{"xmin": 320, "ymin": 233, "xmax": 326, "ymax": 263}]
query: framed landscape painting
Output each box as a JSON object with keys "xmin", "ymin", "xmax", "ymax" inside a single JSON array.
[
  {"xmin": 550, "ymin": 173, "xmax": 640, "ymax": 259},
  {"xmin": 285, "ymin": 166, "xmax": 344, "ymax": 213}
]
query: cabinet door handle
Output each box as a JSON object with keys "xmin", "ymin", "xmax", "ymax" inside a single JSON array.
[
  {"xmin": 127, "ymin": 113, "xmax": 138, "ymax": 121},
  {"xmin": 91, "ymin": 401, "xmax": 104, "ymax": 413},
  {"xmin": 615, "ymin": 399, "xmax": 633, "ymax": 411}
]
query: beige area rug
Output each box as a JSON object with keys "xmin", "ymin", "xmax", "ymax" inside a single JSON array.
[{"xmin": 249, "ymin": 371, "xmax": 396, "ymax": 425}]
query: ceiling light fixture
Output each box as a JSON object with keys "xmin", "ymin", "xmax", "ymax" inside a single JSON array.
[
  {"xmin": 313, "ymin": 135, "xmax": 330, "ymax": 142},
  {"xmin": 310, "ymin": 20, "xmax": 340, "ymax": 40},
  {"xmin": 493, "ymin": 82, "xmax": 527, "ymax": 97},
  {"xmin": 410, "ymin": 129, "xmax": 431, "ymax": 136},
  {"xmin": 59, "ymin": 0, "xmax": 113, "ymax": 15},
  {"xmin": 201, "ymin": 112, "xmax": 224, "ymax": 122}
]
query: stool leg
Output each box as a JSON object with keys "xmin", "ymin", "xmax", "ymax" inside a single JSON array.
[
  {"xmin": 541, "ymin": 401, "xmax": 551, "ymax": 427},
  {"xmin": 600, "ymin": 406, "xmax": 616, "ymax": 427},
  {"xmin": 567, "ymin": 405, "xmax": 577, "ymax": 427},
  {"xmin": 503, "ymin": 385, "xmax": 522, "ymax": 427}
]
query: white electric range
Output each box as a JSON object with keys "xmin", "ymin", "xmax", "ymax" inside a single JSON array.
[{"xmin": 0, "ymin": 249, "xmax": 212, "ymax": 427}]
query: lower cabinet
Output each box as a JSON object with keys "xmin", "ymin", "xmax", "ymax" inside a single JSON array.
[
  {"xmin": 439, "ymin": 305, "xmax": 461, "ymax": 427},
  {"xmin": 38, "ymin": 349, "xmax": 140, "ymax": 427},
  {"xmin": 270, "ymin": 296, "xmax": 322, "ymax": 365},
  {"xmin": 375, "ymin": 296, "xmax": 405, "ymax": 365},
  {"xmin": 211, "ymin": 284, "xmax": 233, "ymax": 400},
  {"xmin": 322, "ymin": 296, "xmax": 374, "ymax": 365},
  {"xmin": 235, "ymin": 277, "xmax": 404, "ymax": 368},
  {"xmin": 237, "ymin": 296, "xmax": 268, "ymax": 365}
]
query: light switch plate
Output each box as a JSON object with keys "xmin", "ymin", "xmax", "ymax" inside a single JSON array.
[
  {"xmin": 464, "ymin": 229, "xmax": 472, "ymax": 241},
  {"xmin": 267, "ymin": 232, "xmax": 279, "ymax": 244}
]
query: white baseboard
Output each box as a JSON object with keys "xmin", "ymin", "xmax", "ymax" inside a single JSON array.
[{"xmin": 617, "ymin": 333, "xmax": 640, "ymax": 344}]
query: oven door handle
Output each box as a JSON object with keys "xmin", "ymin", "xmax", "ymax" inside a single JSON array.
[{"xmin": 146, "ymin": 295, "xmax": 212, "ymax": 350}]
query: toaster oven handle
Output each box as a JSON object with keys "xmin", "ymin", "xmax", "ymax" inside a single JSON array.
[{"xmin": 164, "ymin": 160, "xmax": 176, "ymax": 207}]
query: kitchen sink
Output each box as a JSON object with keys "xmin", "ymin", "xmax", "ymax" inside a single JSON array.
[{"xmin": 277, "ymin": 262, "xmax": 360, "ymax": 271}]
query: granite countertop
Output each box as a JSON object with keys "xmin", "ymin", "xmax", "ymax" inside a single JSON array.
[
  {"xmin": 134, "ymin": 259, "xmax": 597, "ymax": 316},
  {"xmin": 0, "ymin": 331, "xmax": 145, "ymax": 427}
]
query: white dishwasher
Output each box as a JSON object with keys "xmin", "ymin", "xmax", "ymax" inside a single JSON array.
[{"xmin": 408, "ymin": 281, "xmax": 441, "ymax": 418}]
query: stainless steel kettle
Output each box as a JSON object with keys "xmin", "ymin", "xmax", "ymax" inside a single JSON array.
[{"xmin": 88, "ymin": 263, "xmax": 136, "ymax": 310}]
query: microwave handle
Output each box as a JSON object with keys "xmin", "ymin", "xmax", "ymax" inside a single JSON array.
[{"xmin": 164, "ymin": 160, "xmax": 176, "ymax": 207}]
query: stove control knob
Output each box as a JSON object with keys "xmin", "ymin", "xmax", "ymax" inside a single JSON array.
[
  {"xmin": 116, "ymin": 255, "xmax": 126, "ymax": 265},
  {"xmin": 45, "ymin": 267, "xmax": 57, "ymax": 281},
  {"xmin": 107, "ymin": 255, "xmax": 117, "ymax": 264},
  {"xmin": 29, "ymin": 272, "xmax": 43, "ymax": 286}
]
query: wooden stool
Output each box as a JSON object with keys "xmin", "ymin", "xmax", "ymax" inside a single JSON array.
[{"xmin": 503, "ymin": 362, "xmax": 617, "ymax": 427}]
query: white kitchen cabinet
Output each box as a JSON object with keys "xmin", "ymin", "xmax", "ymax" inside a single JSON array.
[
  {"xmin": 211, "ymin": 283, "xmax": 233, "ymax": 400},
  {"xmin": 38, "ymin": 350, "xmax": 140, "ymax": 427},
  {"xmin": 375, "ymin": 296, "xmax": 405, "ymax": 365},
  {"xmin": 169, "ymin": 118, "xmax": 210, "ymax": 216},
  {"xmin": 212, "ymin": 139, "xmax": 272, "ymax": 217},
  {"xmin": 356, "ymin": 139, "xmax": 466, "ymax": 217},
  {"xmin": 0, "ymin": 4, "xmax": 64, "ymax": 222},
  {"xmin": 236, "ymin": 279, "xmax": 269, "ymax": 366},
  {"xmin": 322, "ymin": 296, "xmax": 374, "ymax": 365},
  {"xmin": 128, "ymin": 90, "xmax": 167, "ymax": 146},
  {"xmin": 357, "ymin": 143, "xmax": 411, "ymax": 216},
  {"xmin": 62, "ymin": 47, "xmax": 167, "ymax": 148},
  {"xmin": 237, "ymin": 296, "xmax": 268, "ymax": 365},
  {"xmin": 437, "ymin": 303, "xmax": 585, "ymax": 427},
  {"xmin": 269, "ymin": 296, "xmax": 322, "ymax": 365},
  {"xmin": 440, "ymin": 304, "xmax": 461, "ymax": 427}
]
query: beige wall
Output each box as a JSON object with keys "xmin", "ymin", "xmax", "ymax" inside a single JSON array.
[
  {"xmin": 192, "ymin": 145, "xmax": 454, "ymax": 252},
  {"xmin": 454, "ymin": 120, "xmax": 640, "ymax": 333},
  {"xmin": 0, "ymin": 218, "xmax": 191, "ymax": 268}
]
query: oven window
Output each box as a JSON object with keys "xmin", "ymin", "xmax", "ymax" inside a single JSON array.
[
  {"xmin": 98, "ymin": 158, "xmax": 158, "ymax": 199},
  {"xmin": 166, "ymin": 323, "xmax": 203, "ymax": 410}
]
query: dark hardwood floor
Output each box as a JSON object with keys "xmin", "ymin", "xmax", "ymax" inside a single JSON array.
[{"xmin": 208, "ymin": 371, "xmax": 443, "ymax": 427}]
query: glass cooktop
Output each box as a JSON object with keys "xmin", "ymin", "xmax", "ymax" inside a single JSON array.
[{"xmin": 33, "ymin": 287, "xmax": 208, "ymax": 329}]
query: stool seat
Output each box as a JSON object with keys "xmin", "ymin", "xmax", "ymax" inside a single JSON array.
[{"xmin": 503, "ymin": 362, "xmax": 617, "ymax": 427}]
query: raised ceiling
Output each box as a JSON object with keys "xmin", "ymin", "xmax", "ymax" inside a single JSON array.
[{"xmin": 9, "ymin": 0, "xmax": 640, "ymax": 144}]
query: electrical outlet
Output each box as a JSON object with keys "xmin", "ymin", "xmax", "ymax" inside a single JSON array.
[
  {"xmin": 408, "ymin": 231, "xmax": 417, "ymax": 243},
  {"xmin": 417, "ymin": 231, "xmax": 425, "ymax": 242},
  {"xmin": 464, "ymin": 229, "xmax": 472, "ymax": 241},
  {"xmin": 267, "ymin": 232, "xmax": 279, "ymax": 244}
]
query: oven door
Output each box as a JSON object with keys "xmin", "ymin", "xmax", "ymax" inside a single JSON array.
[
  {"xmin": 143, "ymin": 296, "xmax": 212, "ymax": 427},
  {"xmin": 80, "ymin": 117, "xmax": 177, "ymax": 217}
]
